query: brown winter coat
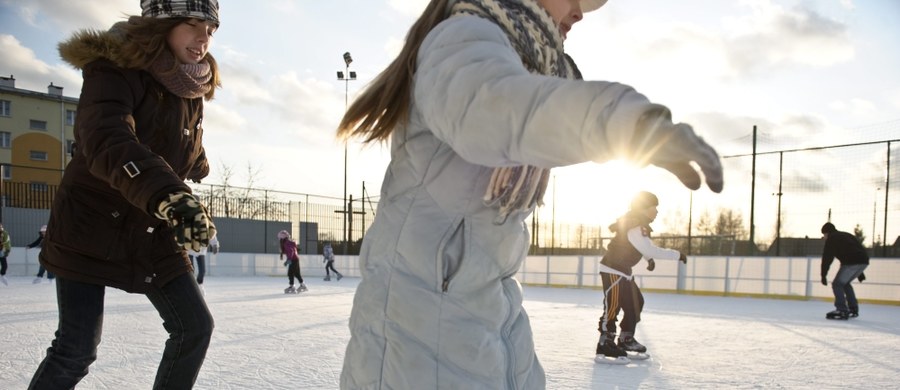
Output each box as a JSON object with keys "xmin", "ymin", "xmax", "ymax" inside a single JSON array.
[{"xmin": 40, "ymin": 25, "xmax": 211, "ymax": 293}]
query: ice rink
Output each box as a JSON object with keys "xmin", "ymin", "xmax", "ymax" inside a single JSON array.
[{"xmin": 2, "ymin": 276, "xmax": 898, "ymax": 389}]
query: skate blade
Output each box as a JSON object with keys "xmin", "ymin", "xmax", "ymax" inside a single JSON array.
[
  {"xmin": 594, "ymin": 355, "xmax": 631, "ymax": 365},
  {"xmin": 627, "ymin": 352, "xmax": 650, "ymax": 360}
]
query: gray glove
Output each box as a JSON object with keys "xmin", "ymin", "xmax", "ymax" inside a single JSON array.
[
  {"xmin": 155, "ymin": 191, "xmax": 217, "ymax": 252},
  {"xmin": 633, "ymin": 106, "xmax": 723, "ymax": 193}
]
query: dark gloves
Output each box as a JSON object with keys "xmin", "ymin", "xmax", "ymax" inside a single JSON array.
[
  {"xmin": 678, "ymin": 252, "xmax": 688, "ymax": 264},
  {"xmin": 821, "ymin": 276, "xmax": 828, "ymax": 286},
  {"xmin": 646, "ymin": 258, "xmax": 656, "ymax": 271},
  {"xmin": 155, "ymin": 191, "xmax": 216, "ymax": 252},
  {"xmin": 857, "ymin": 272, "xmax": 866, "ymax": 283}
]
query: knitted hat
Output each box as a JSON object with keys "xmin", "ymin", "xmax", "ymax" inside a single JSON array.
[
  {"xmin": 277, "ymin": 230, "xmax": 290, "ymax": 239},
  {"xmin": 581, "ymin": 0, "xmax": 609, "ymax": 13},
  {"xmin": 821, "ymin": 222, "xmax": 836, "ymax": 234},
  {"xmin": 141, "ymin": 0, "xmax": 220, "ymax": 26},
  {"xmin": 630, "ymin": 191, "xmax": 659, "ymax": 210}
]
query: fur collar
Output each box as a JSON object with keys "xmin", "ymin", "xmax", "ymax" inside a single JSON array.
[{"xmin": 58, "ymin": 22, "xmax": 131, "ymax": 70}]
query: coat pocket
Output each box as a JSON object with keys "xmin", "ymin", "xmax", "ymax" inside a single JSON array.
[
  {"xmin": 49, "ymin": 185, "xmax": 129, "ymax": 261},
  {"xmin": 436, "ymin": 216, "xmax": 465, "ymax": 292}
]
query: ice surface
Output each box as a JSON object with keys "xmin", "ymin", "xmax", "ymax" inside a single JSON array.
[{"xmin": 2, "ymin": 277, "xmax": 898, "ymax": 389}]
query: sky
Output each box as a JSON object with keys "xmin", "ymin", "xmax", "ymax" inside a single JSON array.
[
  {"xmin": 2, "ymin": 0, "xmax": 900, "ymax": 239},
  {"xmin": 2, "ymin": 276, "xmax": 899, "ymax": 388}
]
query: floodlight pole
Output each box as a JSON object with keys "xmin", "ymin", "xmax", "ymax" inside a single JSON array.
[{"xmin": 337, "ymin": 52, "xmax": 356, "ymax": 255}]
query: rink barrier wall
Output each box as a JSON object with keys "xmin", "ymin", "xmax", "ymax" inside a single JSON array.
[{"xmin": 6, "ymin": 250, "xmax": 899, "ymax": 305}]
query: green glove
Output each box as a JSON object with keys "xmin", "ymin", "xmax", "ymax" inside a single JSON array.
[{"xmin": 155, "ymin": 191, "xmax": 216, "ymax": 252}]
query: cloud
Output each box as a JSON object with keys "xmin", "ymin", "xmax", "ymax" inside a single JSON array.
[
  {"xmin": 571, "ymin": 0, "xmax": 854, "ymax": 85},
  {"xmin": 387, "ymin": 0, "xmax": 428, "ymax": 18},
  {"xmin": 9, "ymin": 0, "xmax": 136, "ymax": 33},
  {"xmin": 723, "ymin": 1, "xmax": 854, "ymax": 76},
  {"xmin": 0, "ymin": 34, "xmax": 81, "ymax": 94},
  {"xmin": 828, "ymin": 98, "xmax": 878, "ymax": 117},
  {"xmin": 203, "ymin": 102, "xmax": 248, "ymax": 135},
  {"xmin": 887, "ymin": 89, "xmax": 900, "ymax": 110}
]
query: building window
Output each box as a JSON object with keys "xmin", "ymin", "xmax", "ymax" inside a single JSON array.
[
  {"xmin": 66, "ymin": 139, "xmax": 75, "ymax": 155},
  {"xmin": 1, "ymin": 165, "xmax": 9, "ymax": 180},
  {"xmin": 30, "ymin": 120, "xmax": 47, "ymax": 131},
  {"xmin": 31, "ymin": 182, "xmax": 49, "ymax": 192},
  {"xmin": 0, "ymin": 132, "xmax": 9, "ymax": 149},
  {"xmin": 66, "ymin": 109, "xmax": 76, "ymax": 125},
  {"xmin": 0, "ymin": 100, "xmax": 9, "ymax": 116},
  {"xmin": 30, "ymin": 150, "xmax": 48, "ymax": 161}
]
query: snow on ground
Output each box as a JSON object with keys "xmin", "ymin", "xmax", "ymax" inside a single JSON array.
[{"xmin": 2, "ymin": 276, "xmax": 898, "ymax": 389}]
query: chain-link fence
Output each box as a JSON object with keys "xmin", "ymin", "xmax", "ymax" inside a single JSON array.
[{"xmin": 3, "ymin": 133, "xmax": 900, "ymax": 257}]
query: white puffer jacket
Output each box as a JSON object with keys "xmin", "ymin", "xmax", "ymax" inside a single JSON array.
[{"xmin": 341, "ymin": 15, "xmax": 659, "ymax": 389}]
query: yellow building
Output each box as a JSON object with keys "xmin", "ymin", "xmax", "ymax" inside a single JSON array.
[{"xmin": 0, "ymin": 75, "xmax": 77, "ymax": 209}]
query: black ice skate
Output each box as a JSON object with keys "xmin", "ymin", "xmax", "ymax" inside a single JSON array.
[
  {"xmin": 336, "ymin": 273, "xmax": 343, "ymax": 281},
  {"xmin": 595, "ymin": 337, "xmax": 630, "ymax": 365},
  {"xmin": 618, "ymin": 337, "xmax": 650, "ymax": 360},
  {"xmin": 825, "ymin": 309, "xmax": 849, "ymax": 320},
  {"xmin": 849, "ymin": 310, "xmax": 859, "ymax": 318},
  {"xmin": 324, "ymin": 275, "xmax": 331, "ymax": 281}
]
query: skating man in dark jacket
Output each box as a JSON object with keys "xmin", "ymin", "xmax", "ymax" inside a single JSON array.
[{"xmin": 820, "ymin": 222, "xmax": 869, "ymax": 320}]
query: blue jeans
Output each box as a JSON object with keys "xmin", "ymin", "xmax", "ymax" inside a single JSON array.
[
  {"xmin": 189, "ymin": 254, "xmax": 206, "ymax": 284},
  {"xmin": 29, "ymin": 273, "xmax": 214, "ymax": 389},
  {"xmin": 831, "ymin": 263, "xmax": 868, "ymax": 312},
  {"xmin": 36, "ymin": 264, "xmax": 55, "ymax": 279}
]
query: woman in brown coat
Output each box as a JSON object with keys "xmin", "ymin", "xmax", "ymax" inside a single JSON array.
[{"xmin": 29, "ymin": 1, "xmax": 220, "ymax": 388}]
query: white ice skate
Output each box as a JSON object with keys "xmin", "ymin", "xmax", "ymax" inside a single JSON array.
[
  {"xmin": 594, "ymin": 354, "xmax": 631, "ymax": 365},
  {"xmin": 284, "ymin": 286, "xmax": 296, "ymax": 294},
  {"xmin": 1, "ymin": 275, "xmax": 7, "ymax": 286},
  {"xmin": 625, "ymin": 351, "xmax": 650, "ymax": 361},
  {"xmin": 297, "ymin": 283, "xmax": 308, "ymax": 292}
]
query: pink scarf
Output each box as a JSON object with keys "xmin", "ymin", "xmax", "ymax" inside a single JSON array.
[{"xmin": 148, "ymin": 50, "xmax": 212, "ymax": 99}]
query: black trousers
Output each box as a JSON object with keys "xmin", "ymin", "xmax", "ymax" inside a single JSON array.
[
  {"xmin": 287, "ymin": 260, "xmax": 304, "ymax": 285},
  {"xmin": 598, "ymin": 272, "xmax": 644, "ymax": 337}
]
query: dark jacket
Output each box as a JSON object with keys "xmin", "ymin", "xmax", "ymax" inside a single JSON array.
[
  {"xmin": 40, "ymin": 26, "xmax": 211, "ymax": 293},
  {"xmin": 821, "ymin": 230, "xmax": 870, "ymax": 277},
  {"xmin": 27, "ymin": 233, "xmax": 44, "ymax": 249},
  {"xmin": 601, "ymin": 211, "xmax": 653, "ymax": 274}
]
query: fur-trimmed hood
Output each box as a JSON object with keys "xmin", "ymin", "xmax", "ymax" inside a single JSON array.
[{"xmin": 58, "ymin": 22, "xmax": 130, "ymax": 70}]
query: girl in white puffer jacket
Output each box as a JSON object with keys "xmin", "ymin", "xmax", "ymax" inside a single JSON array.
[{"xmin": 337, "ymin": 0, "xmax": 723, "ymax": 388}]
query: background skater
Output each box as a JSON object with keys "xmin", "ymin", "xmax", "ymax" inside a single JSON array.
[
  {"xmin": 278, "ymin": 230, "xmax": 307, "ymax": 293},
  {"xmin": 322, "ymin": 242, "xmax": 342, "ymax": 281},
  {"xmin": 595, "ymin": 191, "xmax": 687, "ymax": 364},
  {"xmin": 820, "ymin": 222, "xmax": 869, "ymax": 320}
]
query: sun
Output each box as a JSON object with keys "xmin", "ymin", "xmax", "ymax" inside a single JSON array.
[{"xmin": 537, "ymin": 161, "xmax": 652, "ymax": 227}]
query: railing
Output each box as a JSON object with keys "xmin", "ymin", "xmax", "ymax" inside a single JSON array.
[
  {"xmin": 516, "ymin": 255, "xmax": 900, "ymax": 305},
  {"xmin": 7, "ymin": 250, "xmax": 897, "ymax": 305}
]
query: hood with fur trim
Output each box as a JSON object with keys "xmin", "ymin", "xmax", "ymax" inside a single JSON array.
[{"xmin": 58, "ymin": 22, "xmax": 131, "ymax": 70}]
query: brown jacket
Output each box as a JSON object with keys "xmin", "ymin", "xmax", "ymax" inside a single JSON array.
[{"xmin": 40, "ymin": 26, "xmax": 211, "ymax": 293}]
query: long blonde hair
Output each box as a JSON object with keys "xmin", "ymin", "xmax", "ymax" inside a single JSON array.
[{"xmin": 336, "ymin": 0, "xmax": 450, "ymax": 143}]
